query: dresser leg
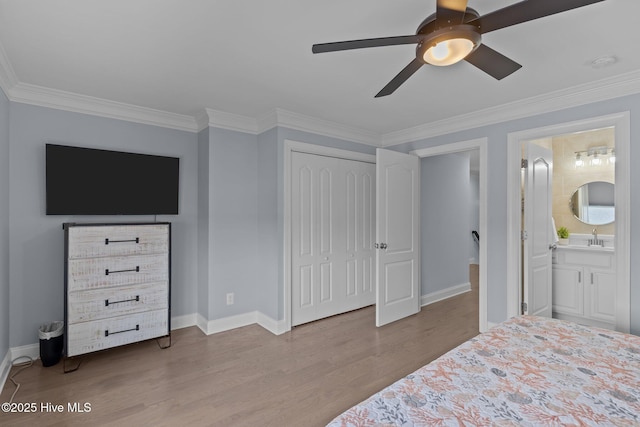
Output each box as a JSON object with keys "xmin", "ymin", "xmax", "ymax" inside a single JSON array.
[
  {"xmin": 63, "ymin": 356, "xmax": 82, "ymax": 373},
  {"xmin": 156, "ymin": 334, "xmax": 171, "ymax": 350}
]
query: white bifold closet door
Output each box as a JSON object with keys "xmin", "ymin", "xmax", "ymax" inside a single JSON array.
[{"xmin": 291, "ymin": 151, "xmax": 376, "ymax": 326}]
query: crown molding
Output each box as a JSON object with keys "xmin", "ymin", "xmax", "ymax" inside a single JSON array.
[
  {"xmin": 265, "ymin": 108, "xmax": 381, "ymax": 146},
  {"xmin": 203, "ymin": 108, "xmax": 259, "ymax": 134},
  {"xmin": 0, "ymin": 43, "xmax": 17, "ymax": 99},
  {"xmin": 8, "ymin": 82, "xmax": 199, "ymax": 133},
  {"xmin": 380, "ymin": 69, "xmax": 640, "ymax": 146},
  {"xmin": 200, "ymin": 107, "xmax": 381, "ymax": 146}
]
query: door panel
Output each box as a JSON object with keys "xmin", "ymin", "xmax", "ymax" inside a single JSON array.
[
  {"xmin": 523, "ymin": 143, "xmax": 553, "ymax": 318},
  {"xmin": 384, "ymin": 260, "xmax": 415, "ymax": 303},
  {"xmin": 291, "ymin": 152, "xmax": 375, "ymax": 326},
  {"xmin": 589, "ymin": 270, "xmax": 616, "ymax": 323},
  {"xmin": 552, "ymin": 266, "xmax": 584, "ymax": 316},
  {"xmin": 376, "ymin": 149, "xmax": 420, "ymax": 327}
]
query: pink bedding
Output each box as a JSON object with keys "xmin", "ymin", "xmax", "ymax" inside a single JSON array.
[{"xmin": 328, "ymin": 316, "xmax": 640, "ymax": 426}]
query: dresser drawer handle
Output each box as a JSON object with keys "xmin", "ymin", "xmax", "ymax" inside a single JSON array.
[
  {"xmin": 105, "ymin": 295, "xmax": 140, "ymax": 306},
  {"xmin": 105, "ymin": 237, "xmax": 140, "ymax": 245},
  {"xmin": 105, "ymin": 266, "xmax": 140, "ymax": 275},
  {"xmin": 105, "ymin": 324, "xmax": 139, "ymax": 337}
]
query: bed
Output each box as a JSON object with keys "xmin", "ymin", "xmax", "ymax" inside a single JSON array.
[{"xmin": 327, "ymin": 316, "xmax": 640, "ymax": 426}]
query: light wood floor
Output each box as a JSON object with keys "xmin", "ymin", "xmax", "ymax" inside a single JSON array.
[{"xmin": 1, "ymin": 265, "xmax": 479, "ymax": 426}]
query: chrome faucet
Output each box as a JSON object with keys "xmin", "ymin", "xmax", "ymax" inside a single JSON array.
[{"xmin": 589, "ymin": 228, "xmax": 604, "ymax": 247}]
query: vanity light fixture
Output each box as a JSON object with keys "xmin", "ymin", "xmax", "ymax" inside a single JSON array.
[{"xmin": 574, "ymin": 146, "xmax": 614, "ymax": 167}]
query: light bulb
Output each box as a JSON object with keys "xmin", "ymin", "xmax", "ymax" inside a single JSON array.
[
  {"xmin": 591, "ymin": 153, "xmax": 601, "ymax": 166},
  {"xmin": 609, "ymin": 150, "xmax": 616, "ymax": 164},
  {"xmin": 575, "ymin": 154, "xmax": 584, "ymax": 168}
]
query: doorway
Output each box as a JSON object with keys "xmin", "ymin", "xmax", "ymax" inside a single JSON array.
[
  {"xmin": 412, "ymin": 137, "xmax": 488, "ymax": 333},
  {"xmin": 507, "ymin": 112, "xmax": 630, "ymax": 332}
]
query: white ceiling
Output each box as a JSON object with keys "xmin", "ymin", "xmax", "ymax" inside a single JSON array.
[{"xmin": 0, "ymin": 0, "xmax": 637, "ymax": 142}]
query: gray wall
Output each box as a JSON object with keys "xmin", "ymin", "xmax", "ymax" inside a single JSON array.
[
  {"xmin": 421, "ymin": 153, "xmax": 471, "ymax": 295},
  {"xmin": 0, "ymin": 89, "xmax": 9, "ymax": 360},
  {"xmin": 256, "ymin": 127, "xmax": 279, "ymax": 320},
  {"xmin": 392, "ymin": 92, "xmax": 640, "ymax": 334},
  {"xmin": 206, "ymin": 127, "xmax": 259, "ymax": 319},
  {"xmin": 8, "ymin": 103, "xmax": 199, "ymax": 347},
  {"xmin": 197, "ymin": 127, "xmax": 211, "ymax": 318}
]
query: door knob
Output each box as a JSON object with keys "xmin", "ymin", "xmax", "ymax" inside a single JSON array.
[{"xmin": 380, "ymin": 243, "xmax": 388, "ymax": 249}]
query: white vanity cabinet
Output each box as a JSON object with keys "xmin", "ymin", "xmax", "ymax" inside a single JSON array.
[
  {"xmin": 63, "ymin": 222, "xmax": 171, "ymax": 358},
  {"xmin": 552, "ymin": 246, "xmax": 615, "ymax": 329}
]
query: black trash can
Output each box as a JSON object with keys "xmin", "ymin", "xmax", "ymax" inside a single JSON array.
[{"xmin": 39, "ymin": 321, "xmax": 64, "ymax": 367}]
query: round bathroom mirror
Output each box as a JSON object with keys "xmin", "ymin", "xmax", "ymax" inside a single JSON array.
[{"xmin": 569, "ymin": 181, "xmax": 615, "ymax": 225}]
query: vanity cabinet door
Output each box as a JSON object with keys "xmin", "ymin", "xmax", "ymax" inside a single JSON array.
[
  {"xmin": 587, "ymin": 268, "xmax": 616, "ymax": 323},
  {"xmin": 552, "ymin": 265, "xmax": 584, "ymax": 317}
]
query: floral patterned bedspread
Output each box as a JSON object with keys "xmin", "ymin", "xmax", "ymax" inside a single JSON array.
[{"xmin": 327, "ymin": 316, "xmax": 640, "ymax": 426}]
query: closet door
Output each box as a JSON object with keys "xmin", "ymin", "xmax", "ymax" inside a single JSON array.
[
  {"xmin": 291, "ymin": 152, "xmax": 375, "ymax": 326},
  {"xmin": 343, "ymin": 158, "xmax": 376, "ymax": 313}
]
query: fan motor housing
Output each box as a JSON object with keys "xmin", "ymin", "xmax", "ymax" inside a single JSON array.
[{"xmin": 416, "ymin": 7, "xmax": 479, "ymax": 34}]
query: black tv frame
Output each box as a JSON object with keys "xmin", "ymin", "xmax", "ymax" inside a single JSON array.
[{"xmin": 46, "ymin": 144, "xmax": 180, "ymax": 216}]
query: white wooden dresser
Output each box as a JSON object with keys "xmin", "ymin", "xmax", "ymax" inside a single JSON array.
[{"xmin": 63, "ymin": 222, "xmax": 171, "ymax": 359}]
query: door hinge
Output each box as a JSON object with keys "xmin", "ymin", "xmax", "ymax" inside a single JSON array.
[
  {"xmin": 521, "ymin": 159, "xmax": 528, "ymax": 169},
  {"xmin": 521, "ymin": 230, "xmax": 528, "ymax": 241},
  {"xmin": 521, "ymin": 302, "xmax": 528, "ymax": 314}
]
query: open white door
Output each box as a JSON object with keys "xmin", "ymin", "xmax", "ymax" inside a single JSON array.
[
  {"xmin": 375, "ymin": 149, "xmax": 420, "ymax": 326},
  {"xmin": 523, "ymin": 142, "xmax": 553, "ymax": 317}
]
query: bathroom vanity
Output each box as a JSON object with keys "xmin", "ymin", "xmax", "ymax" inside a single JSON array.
[{"xmin": 552, "ymin": 236, "xmax": 615, "ymax": 330}]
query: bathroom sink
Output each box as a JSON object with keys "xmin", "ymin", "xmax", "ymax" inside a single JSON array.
[{"xmin": 559, "ymin": 244, "xmax": 614, "ymax": 252}]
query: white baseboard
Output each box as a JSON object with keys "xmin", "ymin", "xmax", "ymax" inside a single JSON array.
[
  {"xmin": 10, "ymin": 343, "xmax": 40, "ymax": 361},
  {"xmin": 171, "ymin": 313, "xmax": 197, "ymax": 330},
  {"xmin": 0, "ymin": 350, "xmax": 11, "ymax": 393},
  {"xmin": 0, "ymin": 344, "xmax": 39, "ymax": 393},
  {"xmin": 1, "ymin": 345, "xmax": 40, "ymax": 394},
  {"xmin": 421, "ymin": 282, "xmax": 471, "ymax": 307},
  {"xmin": 255, "ymin": 312, "xmax": 287, "ymax": 335},
  {"xmin": 197, "ymin": 311, "xmax": 285, "ymax": 336}
]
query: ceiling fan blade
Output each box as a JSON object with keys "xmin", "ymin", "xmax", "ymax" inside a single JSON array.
[
  {"xmin": 468, "ymin": 0, "xmax": 606, "ymax": 34},
  {"xmin": 312, "ymin": 35, "xmax": 423, "ymax": 54},
  {"xmin": 464, "ymin": 44, "xmax": 522, "ymax": 80},
  {"xmin": 437, "ymin": 0, "xmax": 469, "ymax": 24},
  {"xmin": 375, "ymin": 58, "xmax": 424, "ymax": 98}
]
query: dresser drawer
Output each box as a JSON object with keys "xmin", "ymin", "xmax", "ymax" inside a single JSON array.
[
  {"xmin": 67, "ymin": 281, "xmax": 168, "ymax": 324},
  {"xmin": 66, "ymin": 309, "xmax": 169, "ymax": 357},
  {"xmin": 67, "ymin": 253, "xmax": 169, "ymax": 292},
  {"xmin": 67, "ymin": 224, "xmax": 169, "ymax": 259}
]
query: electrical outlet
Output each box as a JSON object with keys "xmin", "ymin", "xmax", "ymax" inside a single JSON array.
[{"xmin": 226, "ymin": 293, "xmax": 234, "ymax": 305}]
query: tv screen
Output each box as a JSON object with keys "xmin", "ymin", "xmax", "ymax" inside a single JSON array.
[{"xmin": 46, "ymin": 144, "xmax": 179, "ymax": 215}]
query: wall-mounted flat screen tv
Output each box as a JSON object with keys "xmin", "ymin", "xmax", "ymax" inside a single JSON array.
[{"xmin": 46, "ymin": 144, "xmax": 179, "ymax": 215}]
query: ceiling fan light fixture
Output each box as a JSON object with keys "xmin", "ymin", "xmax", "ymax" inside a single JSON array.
[
  {"xmin": 423, "ymin": 37, "xmax": 475, "ymax": 66},
  {"xmin": 418, "ymin": 25, "xmax": 481, "ymax": 67}
]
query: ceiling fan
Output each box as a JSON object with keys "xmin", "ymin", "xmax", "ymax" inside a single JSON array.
[{"xmin": 312, "ymin": 0, "xmax": 606, "ymax": 97}]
